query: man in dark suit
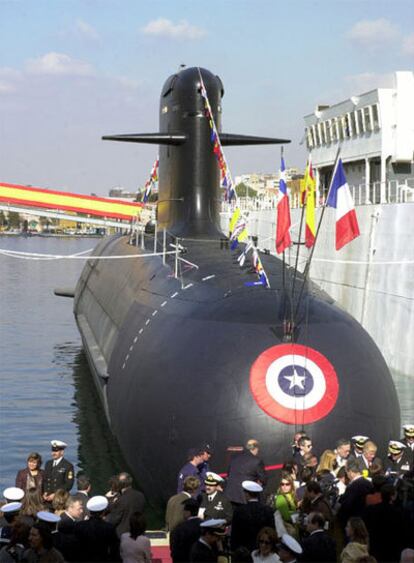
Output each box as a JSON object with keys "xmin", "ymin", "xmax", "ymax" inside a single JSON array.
[
  {"xmin": 200, "ymin": 472, "xmax": 233, "ymax": 523},
  {"xmin": 337, "ymin": 460, "xmax": 373, "ymax": 528},
  {"xmin": 230, "ymin": 481, "xmax": 275, "ymax": 552},
  {"xmin": 43, "ymin": 440, "xmax": 74, "ymax": 503},
  {"xmin": 75, "ymin": 496, "xmax": 120, "ymax": 562},
  {"xmin": 59, "ymin": 497, "xmax": 84, "ymax": 532},
  {"xmin": 301, "ymin": 512, "xmax": 336, "ymax": 562},
  {"xmin": 355, "ymin": 440, "xmax": 382, "ymax": 476},
  {"xmin": 170, "ymin": 498, "xmax": 202, "ymax": 563},
  {"xmin": 225, "ymin": 439, "xmax": 266, "ymax": 505},
  {"xmin": 71, "ymin": 473, "xmax": 91, "ymax": 520},
  {"xmin": 105, "ymin": 472, "xmax": 146, "ymax": 538},
  {"xmin": 189, "ymin": 518, "xmax": 226, "ymax": 562}
]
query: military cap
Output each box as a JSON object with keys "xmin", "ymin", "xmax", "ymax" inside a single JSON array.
[
  {"xmin": 200, "ymin": 518, "xmax": 227, "ymax": 534},
  {"xmin": 2, "ymin": 502, "xmax": 22, "ymax": 514},
  {"xmin": 37, "ymin": 511, "xmax": 61, "ymax": 523},
  {"xmin": 204, "ymin": 472, "xmax": 223, "ymax": 486},
  {"xmin": 352, "ymin": 435, "xmax": 369, "ymax": 449},
  {"xmin": 242, "ymin": 480, "xmax": 263, "ymax": 493},
  {"xmin": 50, "ymin": 440, "xmax": 67, "ymax": 451},
  {"xmin": 388, "ymin": 440, "xmax": 406, "ymax": 454},
  {"xmin": 403, "ymin": 425, "xmax": 414, "ymax": 437},
  {"xmin": 277, "ymin": 533, "xmax": 303, "ymax": 555},
  {"xmin": 87, "ymin": 495, "xmax": 109, "ymax": 512},
  {"xmin": 3, "ymin": 487, "xmax": 24, "ymax": 501}
]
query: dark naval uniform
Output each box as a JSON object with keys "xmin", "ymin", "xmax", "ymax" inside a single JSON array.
[
  {"xmin": 44, "ymin": 458, "xmax": 74, "ymax": 494},
  {"xmin": 384, "ymin": 450, "xmax": 412, "ymax": 476},
  {"xmin": 177, "ymin": 463, "xmax": 201, "ymax": 494},
  {"xmin": 200, "ymin": 491, "xmax": 233, "ymax": 523}
]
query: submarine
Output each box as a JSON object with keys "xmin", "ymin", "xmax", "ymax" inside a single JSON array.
[{"xmin": 73, "ymin": 66, "xmax": 400, "ymax": 505}]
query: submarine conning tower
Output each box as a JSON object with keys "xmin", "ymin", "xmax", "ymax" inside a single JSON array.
[
  {"xmin": 158, "ymin": 67, "xmax": 223, "ymax": 238},
  {"xmin": 102, "ymin": 66, "xmax": 289, "ymax": 238}
]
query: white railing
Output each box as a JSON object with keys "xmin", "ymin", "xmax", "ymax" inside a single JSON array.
[{"xmin": 222, "ymin": 178, "xmax": 414, "ymax": 212}]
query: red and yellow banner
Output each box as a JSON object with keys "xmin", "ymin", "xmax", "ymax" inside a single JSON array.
[{"xmin": 0, "ymin": 182, "xmax": 143, "ymax": 220}]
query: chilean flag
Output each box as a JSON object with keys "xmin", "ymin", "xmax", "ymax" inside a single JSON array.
[
  {"xmin": 276, "ymin": 156, "xmax": 292, "ymax": 254},
  {"xmin": 327, "ymin": 159, "xmax": 360, "ymax": 250}
]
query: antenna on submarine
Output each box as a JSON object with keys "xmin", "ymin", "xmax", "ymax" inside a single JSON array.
[{"xmin": 179, "ymin": 64, "xmax": 186, "ymax": 71}]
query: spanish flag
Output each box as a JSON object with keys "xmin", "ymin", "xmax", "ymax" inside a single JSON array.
[{"xmin": 302, "ymin": 157, "xmax": 316, "ymax": 248}]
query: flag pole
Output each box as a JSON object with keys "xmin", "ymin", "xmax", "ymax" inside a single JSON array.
[{"xmin": 294, "ymin": 146, "xmax": 342, "ymax": 320}]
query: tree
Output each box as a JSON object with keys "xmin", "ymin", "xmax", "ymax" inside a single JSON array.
[
  {"xmin": 0, "ymin": 210, "xmax": 7, "ymax": 228},
  {"xmin": 234, "ymin": 183, "xmax": 257, "ymax": 198},
  {"xmin": 7, "ymin": 211, "xmax": 21, "ymax": 229}
]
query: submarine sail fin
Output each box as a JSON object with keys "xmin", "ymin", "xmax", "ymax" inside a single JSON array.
[
  {"xmin": 220, "ymin": 133, "xmax": 290, "ymax": 146},
  {"xmin": 102, "ymin": 133, "xmax": 187, "ymax": 145}
]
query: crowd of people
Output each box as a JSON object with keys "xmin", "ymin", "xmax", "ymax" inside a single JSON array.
[{"xmin": 0, "ymin": 428, "xmax": 413, "ymax": 563}]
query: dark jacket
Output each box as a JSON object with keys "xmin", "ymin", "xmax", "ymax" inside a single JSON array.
[
  {"xmin": 190, "ymin": 539, "xmax": 218, "ymax": 562},
  {"xmin": 170, "ymin": 517, "xmax": 202, "ymax": 563},
  {"xmin": 15, "ymin": 468, "xmax": 44, "ymax": 493},
  {"xmin": 200, "ymin": 491, "xmax": 233, "ymax": 523},
  {"xmin": 43, "ymin": 458, "xmax": 74, "ymax": 494},
  {"xmin": 231, "ymin": 501, "xmax": 275, "ymax": 551},
  {"xmin": 106, "ymin": 487, "xmax": 146, "ymax": 537},
  {"xmin": 337, "ymin": 476, "xmax": 373, "ymax": 527},
  {"xmin": 75, "ymin": 515, "xmax": 120, "ymax": 561},
  {"xmin": 225, "ymin": 451, "xmax": 266, "ymax": 504},
  {"xmin": 363, "ymin": 502, "xmax": 408, "ymax": 562},
  {"xmin": 301, "ymin": 529, "xmax": 336, "ymax": 562}
]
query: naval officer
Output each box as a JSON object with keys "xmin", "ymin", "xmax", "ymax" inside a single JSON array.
[
  {"xmin": 199, "ymin": 472, "xmax": 233, "ymax": 523},
  {"xmin": 43, "ymin": 440, "xmax": 74, "ymax": 502}
]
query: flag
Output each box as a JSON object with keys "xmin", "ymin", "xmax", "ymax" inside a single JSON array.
[
  {"xmin": 303, "ymin": 157, "xmax": 316, "ymax": 248},
  {"xmin": 326, "ymin": 159, "xmax": 360, "ymax": 250},
  {"xmin": 275, "ymin": 156, "xmax": 291, "ymax": 254}
]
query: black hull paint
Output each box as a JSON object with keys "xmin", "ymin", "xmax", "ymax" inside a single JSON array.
[{"xmin": 74, "ymin": 234, "xmax": 400, "ymax": 505}]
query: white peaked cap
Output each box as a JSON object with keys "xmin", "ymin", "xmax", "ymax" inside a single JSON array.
[
  {"xmin": 50, "ymin": 440, "xmax": 67, "ymax": 448},
  {"xmin": 2, "ymin": 502, "xmax": 22, "ymax": 513},
  {"xmin": 3, "ymin": 487, "xmax": 25, "ymax": 501},
  {"xmin": 280, "ymin": 533, "xmax": 303, "ymax": 555},
  {"xmin": 87, "ymin": 495, "xmax": 109, "ymax": 512},
  {"xmin": 37, "ymin": 511, "xmax": 61, "ymax": 523},
  {"xmin": 200, "ymin": 518, "xmax": 227, "ymax": 528},
  {"xmin": 242, "ymin": 480, "xmax": 263, "ymax": 493}
]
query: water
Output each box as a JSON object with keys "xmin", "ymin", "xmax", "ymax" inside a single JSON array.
[
  {"xmin": 0, "ymin": 236, "xmax": 413, "ymax": 495},
  {"xmin": 0, "ymin": 236, "xmax": 128, "ymax": 495}
]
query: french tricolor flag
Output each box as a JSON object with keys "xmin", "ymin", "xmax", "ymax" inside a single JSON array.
[
  {"xmin": 276, "ymin": 156, "xmax": 292, "ymax": 254},
  {"xmin": 327, "ymin": 158, "xmax": 360, "ymax": 250}
]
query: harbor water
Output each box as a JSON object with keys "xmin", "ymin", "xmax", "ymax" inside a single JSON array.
[{"xmin": 0, "ymin": 237, "xmax": 412, "ymax": 495}]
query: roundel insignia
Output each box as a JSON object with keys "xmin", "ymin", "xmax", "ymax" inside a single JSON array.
[{"xmin": 250, "ymin": 343, "xmax": 339, "ymax": 424}]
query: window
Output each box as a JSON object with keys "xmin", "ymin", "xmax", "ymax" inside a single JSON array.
[
  {"xmin": 343, "ymin": 115, "xmax": 350, "ymax": 138},
  {"xmin": 331, "ymin": 118, "xmax": 338, "ymax": 142},
  {"xmin": 314, "ymin": 124, "xmax": 320, "ymax": 146},
  {"xmin": 350, "ymin": 112, "xmax": 357, "ymax": 136},
  {"xmin": 325, "ymin": 120, "xmax": 331, "ymax": 143},
  {"xmin": 338, "ymin": 117, "xmax": 344, "ymax": 140},
  {"xmin": 311, "ymin": 126, "xmax": 317, "ymax": 147},
  {"xmin": 364, "ymin": 107, "xmax": 372, "ymax": 131},
  {"xmin": 319, "ymin": 122, "xmax": 325, "ymax": 144},
  {"xmin": 357, "ymin": 109, "xmax": 364, "ymax": 133},
  {"xmin": 372, "ymin": 104, "xmax": 380, "ymax": 130},
  {"xmin": 306, "ymin": 127, "xmax": 313, "ymax": 149}
]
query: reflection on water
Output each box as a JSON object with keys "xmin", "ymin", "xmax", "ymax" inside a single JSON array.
[{"xmin": 0, "ymin": 237, "xmax": 412, "ymax": 525}]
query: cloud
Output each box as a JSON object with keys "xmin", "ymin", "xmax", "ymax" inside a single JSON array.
[
  {"xmin": 25, "ymin": 52, "xmax": 94, "ymax": 76},
  {"xmin": 0, "ymin": 67, "xmax": 22, "ymax": 95},
  {"xmin": 347, "ymin": 18, "xmax": 398, "ymax": 49},
  {"xmin": 75, "ymin": 19, "xmax": 100, "ymax": 41},
  {"xmin": 402, "ymin": 33, "xmax": 414, "ymax": 55},
  {"xmin": 141, "ymin": 18, "xmax": 206, "ymax": 40}
]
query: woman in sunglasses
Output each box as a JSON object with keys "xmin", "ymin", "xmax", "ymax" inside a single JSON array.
[
  {"xmin": 252, "ymin": 527, "xmax": 280, "ymax": 562},
  {"xmin": 274, "ymin": 475, "xmax": 298, "ymax": 537}
]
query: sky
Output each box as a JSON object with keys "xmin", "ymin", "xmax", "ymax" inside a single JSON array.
[{"xmin": 0, "ymin": 0, "xmax": 413, "ymax": 196}]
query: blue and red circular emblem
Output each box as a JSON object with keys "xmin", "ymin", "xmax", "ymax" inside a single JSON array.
[{"xmin": 250, "ymin": 344, "xmax": 339, "ymax": 424}]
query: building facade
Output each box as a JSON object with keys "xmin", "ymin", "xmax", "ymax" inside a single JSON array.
[{"xmin": 304, "ymin": 71, "xmax": 414, "ymax": 202}]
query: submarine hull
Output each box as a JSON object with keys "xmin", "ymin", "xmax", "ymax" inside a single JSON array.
[{"xmin": 74, "ymin": 234, "xmax": 400, "ymax": 504}]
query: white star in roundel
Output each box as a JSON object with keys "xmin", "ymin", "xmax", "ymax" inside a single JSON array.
[{"xmin": 284, "ymin": 368, "xmax": 306, "ymax": 390}]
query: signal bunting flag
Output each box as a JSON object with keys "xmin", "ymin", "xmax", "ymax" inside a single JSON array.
[
  {"xmin": 326, "ymin": 158, "xmax": 360, "ymax": 250},
  {"xmin": 302, "ymin": 157, "xmax": 316, "ymax": 248},
  {"xmin": 276, "ymin": 155, "xmax": 292, "ymax": 254}
]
